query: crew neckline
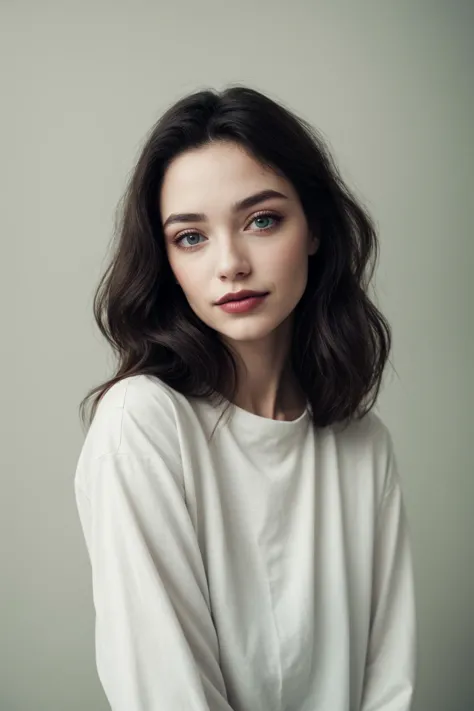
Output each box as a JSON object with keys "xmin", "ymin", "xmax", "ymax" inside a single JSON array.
[{"xmin": 221, "ymin": 398, "xmax": 311, "ymax": 439}]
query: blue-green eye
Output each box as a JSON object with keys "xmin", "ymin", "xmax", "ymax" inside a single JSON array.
[
  {"xmin": 250, "ymin": 212, "xmax": 283, "ymax": 231},
  {"xmin": 173, "ymin": 211, "xmax": 283, "ymax": 250},
  {"xmin": 253, "ymin": 215, "xmax": 274, "ymax": 229},
  {"xmin": 176, "ymin": 233, "xmax": 205, "ymax": 248}
]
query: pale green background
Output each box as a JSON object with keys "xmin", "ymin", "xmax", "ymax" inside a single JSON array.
[{"xmin": 3, "ymin": 1, "xmax": 473, "ymax": 710}]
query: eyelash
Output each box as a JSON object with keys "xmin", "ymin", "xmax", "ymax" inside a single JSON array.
[{"xmin": 171, "ymin": 211, "xmax": 284, "ymax": 250}]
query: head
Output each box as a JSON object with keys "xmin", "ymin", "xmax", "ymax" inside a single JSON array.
[
  {"xmin": 159, "ymin": 139, "xmax": 319, "ymax": 356},
  {"xmin": 80, "ymin": 84, "xmax": 391, "ymax": 438}
]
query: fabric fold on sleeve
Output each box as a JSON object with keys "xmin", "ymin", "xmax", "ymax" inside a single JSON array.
[
  {"xmin": 75, "ymin": 450, "xmax": 236, "ymax": 711},
  {"xmin": 360, "ymin": 441, "xmax": 417, "ymax": 711}
]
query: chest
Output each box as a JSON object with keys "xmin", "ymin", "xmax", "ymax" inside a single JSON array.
[{"xmin": 181, "ymin": 435, "xmax": 374, "ymax": 710}]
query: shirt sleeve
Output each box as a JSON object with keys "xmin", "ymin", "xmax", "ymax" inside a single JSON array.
[
  {"xmin": 75, "ymin": 449, "xmax": 235, "ymax": 711},
  {"xmin": 360, "ymin": 439, "xmax": 417, "ymax": 711}
]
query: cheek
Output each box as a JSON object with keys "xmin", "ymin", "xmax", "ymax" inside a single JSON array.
[
  {"xmin": 172, "ymin": 261, "xmax": 207, "ymax": 304},
  {"xmin": 265, "ymin": 238, "xmax": 308, "ymax": 282},
  {"xmin": 167, "ymin": 252, "xmax": 192, "ymax": 285}
]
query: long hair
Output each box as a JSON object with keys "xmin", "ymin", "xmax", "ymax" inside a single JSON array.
[{"xmin": 79, "ymin": 84, "xmax": 391, "ymax": 441}]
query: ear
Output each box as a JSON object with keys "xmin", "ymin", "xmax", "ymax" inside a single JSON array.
[{"xmin": 308, "ymin": 233, "xmax": 319, "ymax": 256}]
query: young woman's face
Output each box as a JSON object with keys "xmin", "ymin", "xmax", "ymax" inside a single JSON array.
[{"xmin": 159, "ymin": 141, "xmax": 318, "ymax": 347}]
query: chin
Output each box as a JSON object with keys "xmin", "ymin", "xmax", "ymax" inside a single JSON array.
[{"xmin": 218, "ymin": 318, "xmax": 285, "ymax": 343}]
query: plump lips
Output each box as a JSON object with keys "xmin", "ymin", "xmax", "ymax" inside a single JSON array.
[{"xmin": 216, "ymin": 290, "xmax": 268, "ymax": 305}]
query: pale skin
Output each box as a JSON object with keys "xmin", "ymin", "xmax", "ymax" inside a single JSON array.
[{"xmin": 159, "ymin": 140, "xmax": 319, "ymax": 421}]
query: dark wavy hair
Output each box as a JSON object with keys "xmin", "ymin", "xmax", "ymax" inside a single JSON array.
[{"xmin": 79, "ymin": 84, "xmax": 391, "ymax": 441}]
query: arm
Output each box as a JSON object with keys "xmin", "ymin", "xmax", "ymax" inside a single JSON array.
[
  {"xmin": 360, "ymin": 441, "xmax": 417, "ymax": 711},
  {"xmin": 75, "ymin": 449, "xmax": 235, "ymax": 711}
]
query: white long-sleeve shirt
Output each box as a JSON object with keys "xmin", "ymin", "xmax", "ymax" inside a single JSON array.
[{"xmin": 74, "ymin": 374, "xmax": 416, "ymax": 711}]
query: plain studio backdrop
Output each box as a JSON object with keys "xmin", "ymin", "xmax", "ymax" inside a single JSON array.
[{"xmin": 2, "ymin": 1, "xmax": 472, "ymax": 710}]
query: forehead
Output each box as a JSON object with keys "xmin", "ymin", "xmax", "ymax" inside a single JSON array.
[{"xmin": 159, "ymin": 141, "xmax": 293, "ymax": 214}]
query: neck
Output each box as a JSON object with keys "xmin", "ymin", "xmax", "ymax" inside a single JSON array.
[{"xmin": 224, "ymin": 316, "xmax": 306, "ymax": 421}]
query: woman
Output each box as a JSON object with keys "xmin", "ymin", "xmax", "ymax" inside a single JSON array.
[{"xmin": 75, "ymin": 85, "xmax": 416, "ymax": 711}]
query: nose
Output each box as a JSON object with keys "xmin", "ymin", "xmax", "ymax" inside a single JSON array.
[{"xmin": 216, "ymin": 239, "xmax": 251, "ymax": 281}]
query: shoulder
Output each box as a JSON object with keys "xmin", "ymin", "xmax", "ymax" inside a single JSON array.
[
  {"xmin": 75, "ymin": 375, "xmax": 186, "ymax": 486},
  {"xmin": 327, "ymin": 409, "xmax": 396, "ymax": 504},
  {"xmin": 331, "ymin": 409, "xmax": 394, "ymax": 458},
  {"xmin": 98, "ymin": 373, "xmax": 182, "ymax": 417}
]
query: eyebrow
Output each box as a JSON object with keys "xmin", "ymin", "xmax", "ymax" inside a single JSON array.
[{"xmin": 162, "ymin": 189, "xmax": 289, "ymax": 230}]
